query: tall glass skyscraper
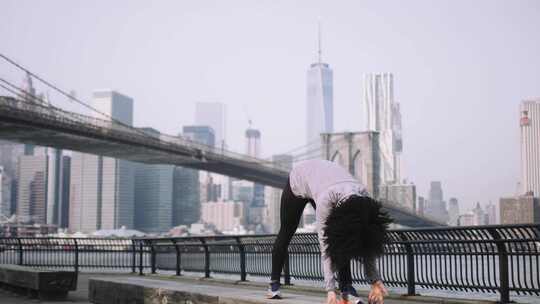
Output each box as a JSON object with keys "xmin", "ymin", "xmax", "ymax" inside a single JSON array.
[
  {"xmin": 134, "ymin": 128, "xmax": 174, "ymax": 233},
  {"xmin": 17, "ymin": 155, "xmax": 48, "ymax": 224},
  {"xmin": 425, "ymin": 181, "xmax": 449, "ymax": 223},
  {"xmin": 69, "ymin": 91, "xmax": 135, "ymax": 233},
  {"xmin": 0, "ymin": 166, "xmax": 11, "ymax": 219},
  {"xmin": 46, "ymin": 148, "xmax": 64, "ymax": 226},
  {"xmin": 171, "ymin": 126, "xmax": 216, "ymax": 227},
  {"xmin": 306, "ymin": 27, "xmax": 333, "ymax": 146}
]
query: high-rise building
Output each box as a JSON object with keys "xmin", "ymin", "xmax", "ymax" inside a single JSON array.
[
  {"xmin": 306, "ymin": 25, "xmax": 333, "ymax": 146},
  {"xmin": 425, "ymin": 181, "xmax": 448, "ymax": 223},
  {"xmin": 9, "ymin": 179, "xmax": 17, "ymax": 216},
  {"xmin": 447, "ymin": 198, "xmax": 459, "ymax": 226},
  {"xmin": 485, "ymin": 201, "xmax": 497, "ymax": 225},
  {"xmin": 17, "ymin": 155, "xmax": 48, "ymax": 224},
  {"xmin": 201, "ymin": 201, "xmax": 244, "ymax": 232},
  {"xmin": 69, "ymin": 153, "xmax": 101, "ymax": 233},
  {"xmin": 417, "ymin": 196, "xmax": 425, "ymax": 216},
  {"xmin": 500, "ymin": 194, "xmax": 540, "ymax": 224},
  {"xmin": 69, "ymin": 91, "xmax": 135, "ymax": 233},
  {"xmin": 0, "ymin": 140, "xmax": 24, "ymax": 177},
  {"xmin": 195, "ymin": 102, "xmax": 226, "ymax": 149},
  {"xmin": 170, "ymin": 126, "xmax": 216, "ymax": 227},
  {"xmin": 363, "ymin": 73, "xmax": 402, "ymax": 184},
  {"xmin": 232, "ymin": 180, "xmax": 253, "ymax": 203},
  {"xmin": 0, "ymin": 141, "xmax": 22, "ymax": 219},
  {"xmin": 472, "ymin": 202, "xmax": 486, "ymax": 226},
  {"xmin": 134, "ymin": 128, "xmax": 174, "ymax": 233},
  {"xmin": 0, "ymin": 166, "xmax": 12, "ymax": 218},
  {"xmin": 59, "ymin": 155, "xmax": 71, "ymax": 229},
  {"xmin": 46, "ymin": 148, "xmax": 65, "ymax": 226},
  {"xmin": 520, "ymin": 99, "xmax": 540, "ymax": 197},
  {"xmin": 173, "ymin": 167, "xmax": 200, "ymax": 226},
  {"xmin": 134, "ymin": 163, "xmax": 174, "ymax": 233}
]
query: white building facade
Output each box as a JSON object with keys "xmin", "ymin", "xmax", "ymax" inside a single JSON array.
[
  {"xmin": 521, "ymin": 100, "xmax": 540, "ymax": 197},
  {"xmin": 363, "ymin": 73, "xmax": 403, "ymax": 184}
]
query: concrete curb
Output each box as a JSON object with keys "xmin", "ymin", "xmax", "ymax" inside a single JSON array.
[{"xmin": 144, "ymin": 274, "xmax": 498, "ymax": 304}]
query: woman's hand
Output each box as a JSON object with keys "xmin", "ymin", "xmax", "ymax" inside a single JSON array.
[
  {"xmin": 368, "ymin": 281, "xmax": 388, "ymax": 304},
  {"xmin": 326, "ymin": 290, "xmax": 337, "ymax": 304}
]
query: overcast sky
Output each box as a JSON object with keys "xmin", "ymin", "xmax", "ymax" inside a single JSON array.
[{"xmin": 2, "ymin": 0, "xmax": 539, "ymax": 211}]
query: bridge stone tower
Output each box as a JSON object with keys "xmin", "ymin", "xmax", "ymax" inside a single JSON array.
[{"xmin": 321, "ymin": 131, "xmax": 381, "ymax": 198}]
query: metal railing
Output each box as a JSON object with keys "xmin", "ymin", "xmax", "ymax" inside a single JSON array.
[{"xmin": 0, "ymin": 224, "xmax": 538, "ymax": 303}]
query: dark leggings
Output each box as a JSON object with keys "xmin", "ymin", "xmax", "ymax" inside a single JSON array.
[{"xmin": 271, "ymin": 179, "xmax": 352, "ymax": 290}]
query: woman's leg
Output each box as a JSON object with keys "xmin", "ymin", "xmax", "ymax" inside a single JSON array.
[{"xmin": 271, "ymin": 179, "xmax": 309, "ymax": 283}]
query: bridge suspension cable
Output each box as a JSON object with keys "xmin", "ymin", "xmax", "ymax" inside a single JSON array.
[
  {"xmin": 0, "ymin": 53, "xmax": 176, "ymax": 146},
  {"xmin": 0, "ymin": 55, "xmax": 283, "ymax": 170}
]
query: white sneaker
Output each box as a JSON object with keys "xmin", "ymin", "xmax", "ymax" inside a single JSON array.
[
  {"xmin": 266, "ymin": 288, "xmax": 282, "ymax": 299},
  {"xmin": 346, "ymin": 294, "xmax": 365, "ymax": 304}
]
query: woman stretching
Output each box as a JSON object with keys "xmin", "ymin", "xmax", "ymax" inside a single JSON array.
[{"xmin": 267, "ymin": 159, "xmax": 392, "ymax": 304}]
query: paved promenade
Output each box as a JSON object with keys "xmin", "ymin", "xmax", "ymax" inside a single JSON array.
[{"xmin": 0, "ymin": 273, "xmax": 501, "ymax": 304}]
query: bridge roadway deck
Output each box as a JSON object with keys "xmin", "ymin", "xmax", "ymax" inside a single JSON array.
[{"xmin": 0, "ymin": 273, "xmax": 501, "ymax": 304}]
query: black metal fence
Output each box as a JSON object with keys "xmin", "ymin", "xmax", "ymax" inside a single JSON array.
[{"xmin": 0, "ymin": 224, "xmax": 538, "ymax": 303}]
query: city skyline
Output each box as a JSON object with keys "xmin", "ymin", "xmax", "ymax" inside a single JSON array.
[{"xmin": 1, "ymin": 1, "xmax": 540, "ymax": 211}]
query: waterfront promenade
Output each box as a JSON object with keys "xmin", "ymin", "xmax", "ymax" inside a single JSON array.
[{"xmin": 0, "ymin": 273, "xmax": 504, "ymax": 304}]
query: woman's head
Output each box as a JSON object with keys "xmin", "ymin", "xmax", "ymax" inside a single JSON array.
[{"xmin": 323, "ymin": 195, "xmax": 393, "ymax": 269}]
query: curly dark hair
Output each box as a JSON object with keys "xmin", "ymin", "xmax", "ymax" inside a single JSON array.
[{"xmin": 323, "ymin": 195, "xmax": 393, "ymax": 269}]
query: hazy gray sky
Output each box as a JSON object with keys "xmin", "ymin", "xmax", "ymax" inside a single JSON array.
[{"xmin": 2, "ymin": 0, "xmax": 539, "ymax": 211}]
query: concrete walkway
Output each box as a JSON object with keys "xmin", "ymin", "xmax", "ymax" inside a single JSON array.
[{"xmin": 0, "ymin": 273, "xmax": 501, "ymax": 304}]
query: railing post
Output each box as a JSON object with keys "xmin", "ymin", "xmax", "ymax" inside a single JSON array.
[
  {"xmin": 17, "ymin": 238, "xmax": 23, "ymax": 265},
  {"xmin": 488, "ymin": 228, "xmax": 510, "ymax": 304},
  {"xmin": 173, "ymin": 239, "xmax": 181, "ymax": 276},
  {"xmin": 73, "ymin": 239, "xmax": 79, "ymax": 274},
  {"xmin": 150, "ymin": 240, "xmax": 157, "ymax": 274},
  {"xmin": 201, "ymin": 238, "xmax": 210, "ymax": 278},
  {"xmin": 131, "ymin": 239, "xmax": 136, "ymax": 273},
  {"xmin": 139, "ymin": 241, "xmax": 144, "ymax": 276},
  {"xmin": 284, "ymin": 251, "xmax": 291, "ymax": 285},
  {"xmin": 236, "ymin": 237, "xmax": 246, "ymax": 281},
  {"xmin": 400, "ymin": 232, "xmax": 416, "ymax": 296}
]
